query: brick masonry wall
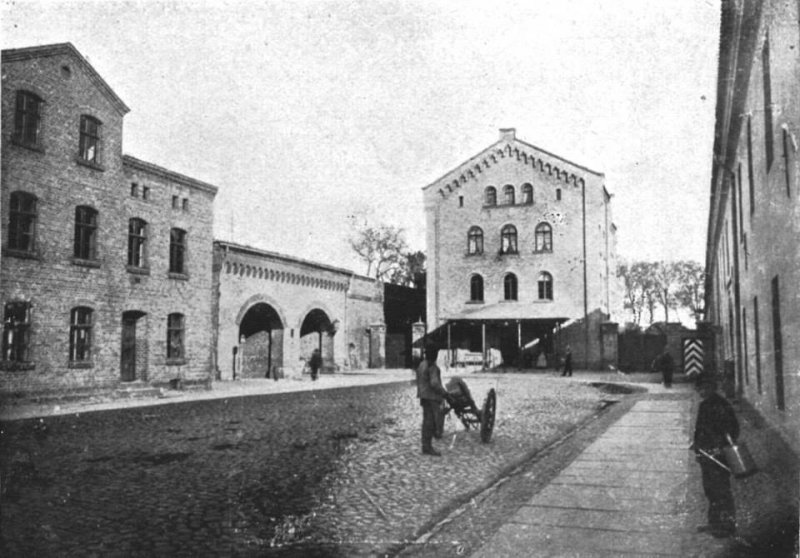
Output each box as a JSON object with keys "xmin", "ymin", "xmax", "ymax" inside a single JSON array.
[{"xmin": 1, "ymin": 47, "xmax": 217, "ymax": 394}]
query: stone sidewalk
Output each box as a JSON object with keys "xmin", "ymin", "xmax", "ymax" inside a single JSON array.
[{"xmin": 470, "ymin": 386, "xmax": 799, "ymax": 558}]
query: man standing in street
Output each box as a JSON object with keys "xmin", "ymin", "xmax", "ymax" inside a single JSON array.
[
  {"xmin": 416, "ymin": 344, "xmax": 450, "ymax": 457},
  {"xmin": 692, "ymin": 374, "xmax": 740, "ymax": 538},
  {"xmin": 309, "ymin": 348, "xmax": 322, "ymax": 381},
  {"xmin": 653, "ymin": 348, "xmax": 675, "ymax": 387},
  {"xmin": 561, "ymin": 345, "xmax": 573, "ymax": 377}
]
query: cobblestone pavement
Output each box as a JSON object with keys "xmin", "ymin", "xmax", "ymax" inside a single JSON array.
[{"xmin": 0, "ymin": 371, "xmax": 614, "ymax": 557}]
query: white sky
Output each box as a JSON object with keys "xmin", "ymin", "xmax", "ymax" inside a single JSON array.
[{"xmin": 2, "ymin": 0, "xmax": 720, "ymax": 273}]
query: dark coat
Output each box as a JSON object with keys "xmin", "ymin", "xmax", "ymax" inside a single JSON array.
[
  {"xmin": 694, "ymin": 393, "xmax": 739, "ymax": 452},
  {"xmin": 416, "ymin": 360, "xmax": 448, "ymax": 401}
]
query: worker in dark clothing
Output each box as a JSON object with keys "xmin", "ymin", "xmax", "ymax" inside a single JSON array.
[
  {"xmin": 652, "ymin": 349, "xmax": 675, "ymax": 387},
  {"xmin": 309, "ymin": 348, "xmax": 322, "ymax": 381},
  {"xmin": 691, "ymin": 374, "xmax": 740, "ymax": 538},
  {"xmin": 416, "ymin": 345, "xmax": 451, "ymax": 457}
]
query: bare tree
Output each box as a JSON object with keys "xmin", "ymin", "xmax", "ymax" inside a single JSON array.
[
  {"xmin": 348, "ymin": 219, "xmax": 408, "ymax": 281},
  {"xmin": 652, "ymin": 261, "xmax": 681, "ymax": 323},
  {"xmin": 618, "ymin": 261, "xmax": 658, "ymax": 326}
]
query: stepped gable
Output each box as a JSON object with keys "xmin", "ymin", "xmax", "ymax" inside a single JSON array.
[{"xmin": 423, "ymin": 128, "xmax": 604, "ymax": 200}]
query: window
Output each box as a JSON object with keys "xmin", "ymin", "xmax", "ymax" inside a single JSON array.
[
  {"xmin": 79, "ymin": 115, "xmax": 101, "ymax": 163},
  {"xmin": 467, "ymin": 226, "xmax": 484, "ymax": 255},
  {"xmin": 69, "ymin": 307, "xmax": 93, "ymax": 363},
  {"xmin": 167, "ymin": 313, "xmax": 185, "ymax": 360},
  {"xmin": 172, "ymin": 195, "xmax": 180, "ymax": 209},
  {"xmin": 2, "ymin": 301, "xmax": 31, "ymax": 364},
  {"xmin": 14, "ymin": 91, "xmax": 43, "ymax": 146},
  {"xmin": 470, "ymin": 275, "xmax": 484, "ymax": 302},
  {"xmin": 169, "ymin": 228, "xmax": 187, "ymax": 274},
  {"xmin": 762, "ymin": 35, "xmax": 774, "ymax": 170},
  {"xmin": 522, "ymin": 183, "xmax": 533, "ymax": 204},
  {"xmin": 73, "ymin": 206, "xmax": 98, "ymax": 260},
  {"xmin": 8, "ymin": 192, "xmax": 37, "ymax": 253},
  {"xmin": 500, "ymin": 225, "xmax": 517, "ymax": 254},
  {"xmin": 556, "ymin": 188, "xmax": 562, "ymax": 201},
  {"xmin": 128, "ymin": 218, "xmax": 147, "ymax": 268},
  {"xmin": 130, "ymin": 183, "xmax": 139, "ymax": 197},
  {"xmin": 535, "ymin": 223, "xmax": 553, "ymax": 252},
  {"xmin": 538, "ymin": 272, "xmax": 553, "ymax": 300},
  {"xmin": 485, "ymin": 186, "xmax": 497, "ymax": 206},
  {"xmin": 504, "ymin": 273, "xmax": 518, "ymax": 301},
  {"xmin": 182, "ymin": 198, "xmax": 189, "ymax": 211},
  {"xmin": 142, "ymin": 186, "xmax": 150, "ymax": 200},
  {"xmin": 503, "ymin": 184, "xmax": 515, "ymax": 205},
  {"xmin": 458, "ymin": 195, "xmax": 464, "ymax": 207}
]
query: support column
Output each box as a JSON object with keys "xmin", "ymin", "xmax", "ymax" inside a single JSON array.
[
  {"xmin": 368, "ymin": 322, "xmax": 386, "ymax": 369},
  {"xmin": 482, "ymin": 322, "xmax": 487, "ymax": 370},
  {"xmin": 447, "ymin": 322, "xmax": 452, "ymax": 368}
]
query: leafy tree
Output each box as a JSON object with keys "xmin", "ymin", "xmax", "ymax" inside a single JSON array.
[
  {"xmin": 617, "ymin": 261, "xmax": 657, "ymax": 326},
  {"xmin": 348, "ymin": 218, "xmax": 408, "ymax": 281},
  {"xmin": 387, "ymin": 250, "xmax": 426, "ymax": 288},
  {"xmin": 674, "ymin": 261, "xmax": 705, "ymax": 321},
  {"xmin": 652, "ymin": 261, "xmax": 681, "ymax": 323}
]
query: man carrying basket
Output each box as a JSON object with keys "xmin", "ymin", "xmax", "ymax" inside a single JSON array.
[{"xmin": 691, "ymin": 374, "xmax": 740, "ymax": 538}]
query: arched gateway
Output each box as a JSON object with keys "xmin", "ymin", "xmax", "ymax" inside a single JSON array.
[
  {"xmin": 237, "ymin": 302, "xmax": 284, "ymax": 379},
  {"xmin": 300, "ymin": 308, "xmax": 335, "ymax": 373}
]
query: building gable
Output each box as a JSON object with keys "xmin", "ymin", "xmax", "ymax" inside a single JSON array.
[{"xmin": 423, "ymin": 129, "xmax": 603, "ymax": 202}]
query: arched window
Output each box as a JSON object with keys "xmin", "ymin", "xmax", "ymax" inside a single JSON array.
[
  {"xmin": 74, "ymin": 205, "xmax": 98, "ymax": 260},
  {"xmin": 538, "ymin": 272, "xmax": 553, "ymax": 300},
  {"xmin": 535, "ymin": 222, "xmax": 553, "ymax": 252},
  {"xmin": 8, "ymin": 191, "xmax": 37, "ymax": 253},
  {"xmin": 69, "ymin": 306, "xmax": 93, "ymax": 363},
  {"xmin": 500, "ymin": 225, "xmax": 518, "ymax": 254},
  {"xmin": 467, "ymin": 226, "xmax": 484, "ymax": 255},
  {"xmin": 504, "ymin": 273, "xmax": 518, "ymax": 301},
  {"xmin": 128, "ymin": 218, "xmax": 147, "ymax": 268},
  {"xmin": 484, "ymin": 186, "xmax": 497, "ymax": 206},
  {"xmin": 470, "ymin": 275, "xmax": 484, "ymax": 302},
  {"xmin": 14, "ymin": 91, "xmax": 43, "ymax": 146},
  {"xmin": 522, "ymin": 183, "xmax": 533, "ymax": 204},
  {"xmin": 503, "ymin": 184, "xmax": 515, "ymax": 205}
]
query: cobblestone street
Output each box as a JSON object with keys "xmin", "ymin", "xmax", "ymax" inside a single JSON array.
[{"xmin": 0, "ymin": 373, "xmax": 611, "ymax": 557}]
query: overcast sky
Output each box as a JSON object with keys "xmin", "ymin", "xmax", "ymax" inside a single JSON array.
[{"xmin": 2, "ymin": 0, "xmax": 720, "ymax": 273}]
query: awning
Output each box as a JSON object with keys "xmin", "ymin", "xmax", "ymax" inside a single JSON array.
[{"xmin": 444, "ymin": 302, "xmax": 570, "ymax": 323}]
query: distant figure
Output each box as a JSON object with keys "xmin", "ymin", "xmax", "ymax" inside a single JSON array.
[
  {"xmin": 691, "ymin": 375, "xmax": 739, "ymax": 538},
  {"xmin": 309, "ymin": 348, "xmax": 322, "ymax": 381},
  {"xmin": 416, "ymin": 344, "xmax": 450, "ymax": 457},
  {"xmin": 652, "ymin": 349, "xmax": 675, "ymax": 387},
  {"xmin": 561, "ymin": 345, "xmax": 573, "ymax": 377}
]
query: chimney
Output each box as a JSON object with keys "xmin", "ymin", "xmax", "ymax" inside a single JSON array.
[{"xmin": 499, "ymin": 128, "xmax": 516, "ymax": 141}]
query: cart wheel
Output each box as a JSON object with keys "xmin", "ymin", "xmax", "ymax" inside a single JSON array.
[{"xmin": 480, "ymin": 388, "xmax": 496, "ymax": 443}]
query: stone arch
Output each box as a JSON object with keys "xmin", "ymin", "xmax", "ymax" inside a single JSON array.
[
  {"xmin": 235, "ymin": 294, "xmax": 287, "ymax": 380},
  {"xmin": 297, "ymin": 302, "xmax": 337, "ymax": 374}
]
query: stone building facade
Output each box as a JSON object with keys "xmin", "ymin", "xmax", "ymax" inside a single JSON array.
[
  {"xmin": 424, "ymin": 129, "xmax": 620, "ymax": 369},
  {"xmin": 213, "ymin": 241, "xmax": 385, "ymax": 380},
  {"xmin": 1, "ymin": 43, "xmax": 217, "ymax": 394},
  {"xmin": 706, "ymin": 0, "xmax": 799, "ymax": 454}
]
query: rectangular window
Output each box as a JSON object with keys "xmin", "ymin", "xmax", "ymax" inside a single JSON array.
[
  {"xmin": 14, "ymin": 91, "xmax": 43, "ymax": 146},
  {"xmin": 8, "ymin": 192, "xmax": 37, "ymax": 253},
  {"xmin": 169, "ymin": 228, "xmax": 186, "ymax": 274},
  {"xmin": 753, "ymin": 296, "xmax": 762, "ymax": 394},
  {"xmin": 73, "ymin": 206, "xmax": 98, "ymax": 260},
  {"xmin": 167, "ymin": 313, "xmax": 184, "ymax": 360},
  {"xmin": 130, "ymin": 183, "xmax": 138, "ymax": 197},
  {"xmin": 747, "ymin": 117, "xmax": 755, "ymax": 216},
  {"xmin": 172, "ymin": 195, "xmax": 180, "ymax": 209},
  {"xmin": 142, "ymin": 186, "xmax": 150, "ymax": 200},
  {"xmin": 182, "ymin": 198, "xmax": 189, "ymax": 212},
  {"xmin": 2, "ymin": 301, "xmax": 32, "ymax": 364},
  {"xmin": 556, "ymin": 188, "xmax": 562, "ymax": 201},
  {"xmin": 763, "ymin": 36, "xmax": 774, "ymax": 170},
  {"xmin": 69, "ymin": 307, "xmax": 93, "ymax": 362},
  {"xmin": 771, "ymin": 276, "xmax": 785, "ymax": 410},
  {"xmin": 783, "ymin": 128, "xmax": 792, "ymax": 197},
  {"xmin": 79, "ymin": 115, "xmax": 101, "ymax": 163},
  {"xmin": 128, "ymin": 218, "xmax": 147, "ymax": 268}
]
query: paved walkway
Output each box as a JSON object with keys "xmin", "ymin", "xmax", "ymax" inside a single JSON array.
[{"xmin": 471, "ymin": 384, "xmax": 799, "ymax": 558}]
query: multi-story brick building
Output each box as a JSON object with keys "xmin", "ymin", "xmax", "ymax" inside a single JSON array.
[
  {"xmin": 705, "ymin": 0, "xmax": 799, "ymax": 454},
  {"xmin": 1, "ymin": 43, "xmax": 218, "ymax": 394},
  {"xmin": 423, "ymin": 129, "xmax": 620, "ymax": 370},
  {"xmin": 212, "ymin": 241, "xmax": 385, "ymax": 380}
]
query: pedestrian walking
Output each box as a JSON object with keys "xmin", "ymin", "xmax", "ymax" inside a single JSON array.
[
  {"xmin": 309, "ymin": 348, "xmax": 322, "ymax": 381},
  {"xmin": 416, "ymin": 344, "xmax": 451, "ymax": 457},
  {"xmin": 561, "ymin": 345, "xmax": 573, "ymax": 377},
  {"xmin": 691, "ymin": 374, "xmax": 740, "ymax": 538},
  {"xmin": 652, "ymin": 349, "xmax": 675, "ymax": 387}
]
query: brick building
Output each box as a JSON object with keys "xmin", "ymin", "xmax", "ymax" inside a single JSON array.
[
  {"xmin": 705, "ymin": 0, "xmax": 799, "ymax": 454},
  {"xmin": 424, "ymin": 129, "xmax": 620, "ymax": 370},
  {"xmin": 213, "ymin": 241, "xmax": 385, "ymax": 380},
  {"xmin": 1, "ymin": 43, "xmax": 218, "ymax": 394}
]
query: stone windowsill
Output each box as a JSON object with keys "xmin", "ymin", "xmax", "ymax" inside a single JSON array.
[
  {"xmin": 0, "ymin": 361, "xmax": 36, "ymax": 371},
  {"xmin": 166, "ymin": 358, "xmax": 187, "ymax": 366},
  {"xmin": 11, "ymin": 137, "xmax": 45, "ymax": 153},
  {"xmin": 75, "ymin": 157, "xmax": 105, "ymax": 172},
  {"xmin": 68, "ymin": 361, "xmax": 93, "ymax": 369},
  {"xmin": 3, "ymin": 247, "xmax": 42, "ymax": 261},
  {"xmin": 168, "ymin": 272, "xmax": 189, "ymax": 281},
  {"xmin": 72, "ymin": 257, "xmax": 101, "ymax": 268},
  {"xmin": 126, "ymin": 265, "xmax": 151, "ymax": 276}
]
